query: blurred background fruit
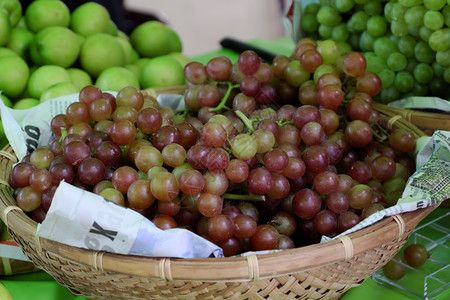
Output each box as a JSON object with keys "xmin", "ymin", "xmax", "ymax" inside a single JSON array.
[
  {"xmin": 297, "ymin": 0, "xmax": 450, "ymax": 103},
  {"xmin": 0, "ymin": 0, "xmax": 186, "ymax": 113},
  {"xmin": 24, "ymin": 0, "xmax": 70, "ymax": 33}
]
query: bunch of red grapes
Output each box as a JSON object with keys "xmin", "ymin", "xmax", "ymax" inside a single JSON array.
[{"xmin": 9, "ymin": 38, "xmax": 417, "ymax": 257}]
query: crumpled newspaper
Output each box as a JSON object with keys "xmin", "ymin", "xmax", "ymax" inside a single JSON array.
[
  {"xmin": 322, "ymin": 130, "xmax": 450, "ymax": 242},
  {"xmin": 0, "ymin": 92, "xmax": 222, "ymax": 259}
]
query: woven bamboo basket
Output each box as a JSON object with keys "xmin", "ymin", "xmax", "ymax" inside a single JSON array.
[
  {"xmin": 0, "ymin": 87, "xmax": 439, "ymax": 300},
  {"xmin": 373, "ymin": 102, "xmax": 450, "ymax": 132}
]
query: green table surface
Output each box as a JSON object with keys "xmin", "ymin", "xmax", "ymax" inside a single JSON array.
[{"xmin": 1, "ymin": 38, "xmax": 449, "ymax": 299}]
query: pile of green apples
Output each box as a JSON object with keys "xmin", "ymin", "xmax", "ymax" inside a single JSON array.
[{"xmin": 0, "ymin": 0, "xmax": 189, "ymax": 109}]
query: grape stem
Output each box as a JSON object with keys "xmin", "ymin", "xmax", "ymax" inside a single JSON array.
[
  {"xmin": 210, "ymin": 82, "xmax": 239, "ymax": 112},
  {"xmin": 372, "ymin": 123, "xmax": 389, "ymax": 143},
  {"xmin": 59, "ymin": 128, "xmax": 68, "ymax": 152},
  {"xmin": 222, "ymin": 192, "xmax": 266, "ymax": 202},
  {"xmin": 276, "ymin": 118, "xmax": 293, "ymax": 127},
  {"xmin": 235, "ymin": 110, "xmax": 255, "ymax": 134}
]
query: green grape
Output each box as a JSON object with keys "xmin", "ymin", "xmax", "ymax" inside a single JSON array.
[
  {"xmin": 404, "ymin": 6, "xmax": 426, "ymax": 26},
  {"xmin": 428, "ymin": 77, "xmax": 448, "ymax": 95},
  {"xmin": 405, "ymin": 57, "xmax": 419, "ymax": 73},
  {"xmin": 364, "ymin": 1, "xmax": 383, "ymax": 15},
  {"xmin": 415, "ymin": 40, "xmax": 436, "ymax": 63},
  {"xmin": 424, "ymin": 11, "xmax": 445, "ymax": 30},
  {"xmin": 443, "ymin": 5, "xmax": 450, "ymax": 27},
  {"xmin": 391, "ymin": 2, "xmax": 407, "ymax": 20},
  {"xmin": 374, "ymin": 37, "xmax": 399, "ymax": 59},
  {"xmin": 410, "ymin": 81, "xmax": 429, "ymax": 96},
  {"xmin": 367, "ymin": 15, "xmax": 388, "ymax": 36},
  {"xmin": 347, "ymin": 11, "xmax": 368, "ymax": 32},
  {"xmin": 408, "ymin": 25, "xmax": 421, "ymax": 39},
  {"xmin": 399, "ymin": 0, "xmax": 426, "ymax": 6},
  {"xmin": 391, "ymin": 19, "xmax": 409, "ymax": 36},
  {"xmin": 318, "ymin": 24, "xmax": 333, "ymax": 39},
  {"xmin": 337, "ymin": 41, "xmax": 352, "ymax": 54},
  {"xmin": 354, "ymin": 0, "xmax": 369, "ymax": 4},
  {"xmin": 302, "ymin": 14, "xmax": 319, "ymax": 33},
  {"xmin": 317, "ymin": 39, "xmax": 341, "ymax": 64},
  {"xmin": 432, "ymin": 61, "xmax": 446, "ymax": 77},
  {"xmin": 359, "ymin": 31, "xmax": 376, "ymax": 51},
  {"xmin": 413, "ymin": 63, "xmax": 434, "ymax": 83},
  {"xmin": 384, "ymin": 2, "xmax": 395, "ymax": 22},
  {"xmin": 378, "ymin": 68, "xmax": 396, "ymax": 88},
  {"xmin": 424, "ymin": 0, "xmax": 446, "ymax": 10},
  {"xmin": 443, "ymin": 67, "xmax": 450, "ymax": 83},
  {"xmin": 365, "ymin": 53, "xmax": 388, "ymax": 73},
  {"xmin": 379, "ymin": 85, "xmax": 401, "ymax": 104},
  {"xmin": 335, "ymin": 0, "xmax": 355, "ymax": 12},
  {"xmin": 317, "ymin": 6, "xmax": 342, "ymax": 26},
  {"xmin": 419, "ymin": 25, "xmax": 433, "ymax": 42},
  {"xmin": 428, "ymin": 28, "xmax": 450, "ymax": 52},
  {"xmin": 332, "ymin": 23, "xmax": 350, "ymax": 42},
  {"xmin": 387, "ymin": 52, "xmax": 408, "ymax": 71},
  {"xmin": 304, "ymin": 3, "xmax": 321, "ymax": 14},
  {"xmin": 349, "ymin": 33, "xmax": 361, "ymax": 50},
  {"xmin": 395, "ymin": 71, "xmax": 415, "ymax": 93},
  {"xmin": 313, "ymin": 64, "xmax": 340, "ymax": 83},
  {"xmin": 436, "ymin": 49, "xmax": 450, "ymax": 67},
  {"xmin": 389, "ymin": 34, "xmax": 400, "ymax": 45},
  {"xmin": 398, "ymin": 35, "xmax": 417, "ymax": 58}
]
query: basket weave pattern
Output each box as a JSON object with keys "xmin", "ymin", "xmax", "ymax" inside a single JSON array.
[
  {"xmin": 6, "ymin": 223, "xmax": 412, "ymax": 300},
  {"xmin": 0, "ymin": 102, "xmax": 436, "ymax": 299}
]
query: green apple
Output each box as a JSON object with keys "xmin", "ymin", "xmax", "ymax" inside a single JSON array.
[
  {"xmin": 0, "ymin": 54, "xmax": 29, "ymax": 98},
  {"xmin": 0, "ymin": 93, "xmax": 13, "ymax": 108},
  {"xmin": 15, "ymin": 15, "xmax": 27, "ymax": 29},
  {"xmin": 116, "ymin": 36, "xmax": 135, "ymax": 64},
  {"xmin": 108, "ymin": 20, "xmax": 119, "ymax": 36},
  {"xmin": 6, "ymin": 27, "xmax": 34, "ymax": 59},
  {"xmin": 70, "ymin": 2, "xmax": 110, "ymax": 37},
  {"xmin": 130, "ymin": 21, "xmax": 172, "ymax": 58},
  {"xmin": 131, "ymin": 48, "xmax": 140, "ymax": 62},
  {"xmin": 95, "ymin": 66, "xmax": 140, "ymax": 91},
  {"xmin": 0, "ymin": 46, "xmax": 16, "ymax": 58},
  {"xmin": 0, "ymin": 9, "xmax": 11, "ymax": 46},
  {"xmin": 140, "ymin": 55, "xmax": 185, "ymax": 89},
  {"xmin": 40, "ymin": 81, "xmax": 79, "ymax": 103},
  {"xmin": 79, "ymin": 33, "xmax": 125, "ymax": 78},
  {"xmin": 167, "ymin": 27, "xmax": 182, "ymax": 52},
  {"xmin": 167, "ymin": 52, "xmax": 191, "ymax": 68},
  {"xmin": 25, "ymin": 0, "xmax": 70, "ymax": 33},
  {"xmin": 67, "ymin": 68, "xmax": 93, "ymax": 90},
  {"xmin": 124, "ymin": 64, "xmax": 141, "ymax": 79},
  {"xmin": 134, "ymin": 57, "xmax": 151, "ymax": 71},
  {"xmin": 30, "ymin": 26, "xmax": 81, "ymax": 67},
  {"xmin": 0, "ymin": 0, "xmax": 22, "ymax": 27},
  {"xmin": 27, "ymin": 65, "xmax": 71, "ymax": 99},
  {"xmin": 13, "ymin": 97, "xmax": 40, "ymax": 109}
]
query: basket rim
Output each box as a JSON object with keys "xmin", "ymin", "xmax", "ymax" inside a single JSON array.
[{"xmin": 0, "ymin": 142, "xmax": 436, "ymax": 281}]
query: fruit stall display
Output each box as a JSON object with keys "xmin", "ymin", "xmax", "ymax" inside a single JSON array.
[
  {"xmin": 0, "ymin": 0, "xmax": 189, "ymax": 147},
  {"xmin": 294, "ymin": 0, "xmax": 450, "ymax": 103},
  {"xmin": 0, "ymin": 0, "xmax": 449, "ymax": 299}
]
